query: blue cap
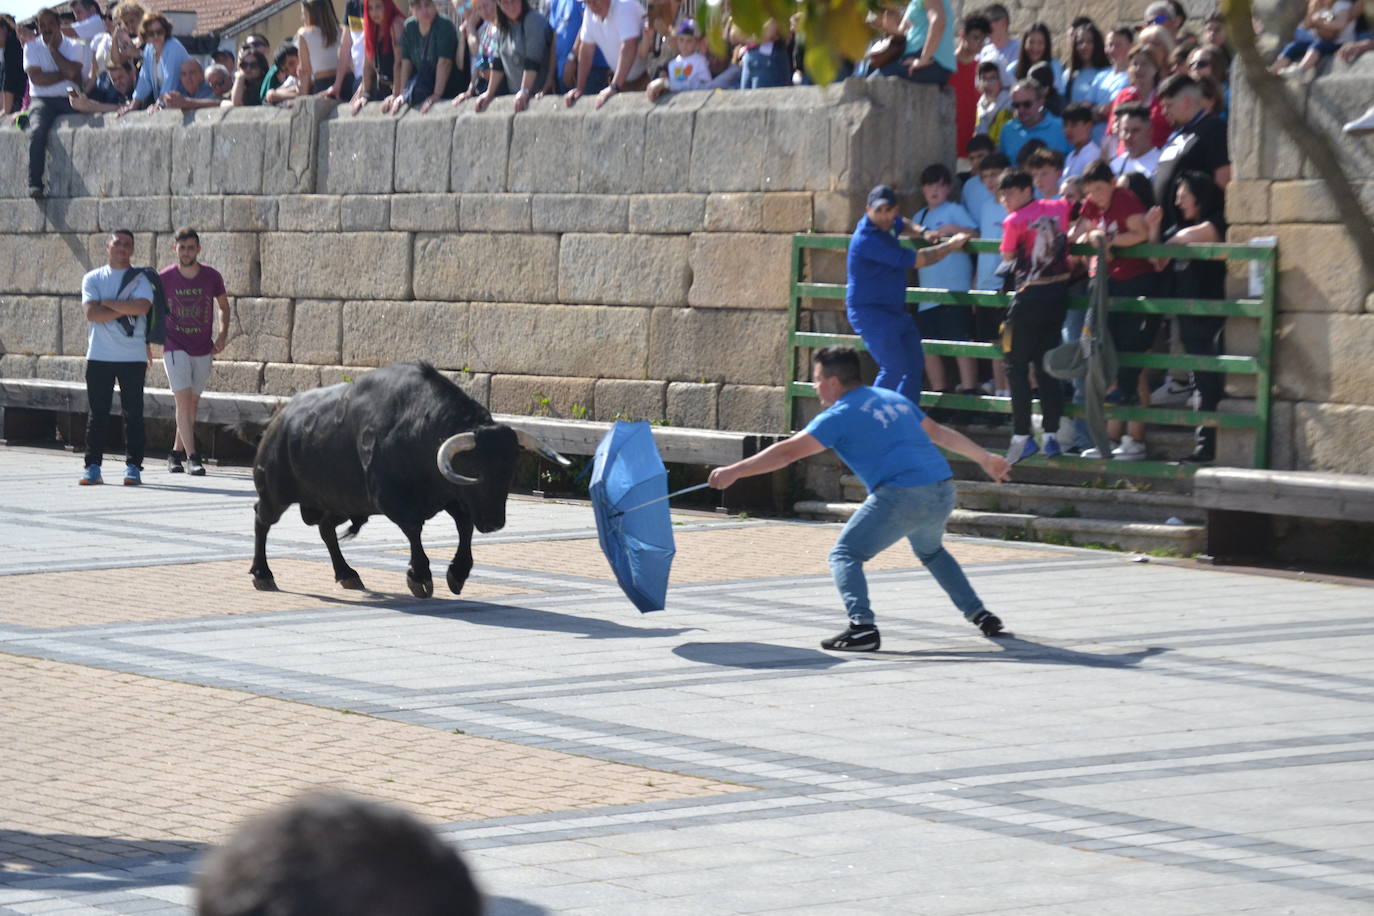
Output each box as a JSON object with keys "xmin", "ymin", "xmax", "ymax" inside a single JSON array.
[{"xmin": 866, "ymin": 184, "xmax": 898, "ymax": 208}]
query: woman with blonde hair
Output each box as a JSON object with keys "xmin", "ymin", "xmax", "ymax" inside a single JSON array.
[{"xmin": 297, "ymin": 0, "xmax": 343, "ymax": 94}]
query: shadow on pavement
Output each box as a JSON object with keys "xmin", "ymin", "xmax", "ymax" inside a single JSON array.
[
  {"xmin": 673, "ymin": 641, "xmax": 847, "ymax": 670},
  {"xmin": 869, "ymin": 637, "xmax": 1169, "ymax": 669},
  {"xmin": 398, "ymin": 600, "xmax": 701, "ymax": 640},
  {"xmin": 0, "ymin": 829, "xmax": 202, "ymax": 889},
  {"xmin": 487, "ymin": 896, "xmax": 551, "ymax": 915}
]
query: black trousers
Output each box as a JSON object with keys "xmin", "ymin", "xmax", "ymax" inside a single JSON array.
[
  {"xmin": 1106, "ymin": 272, "xmax": 1160, "ymax": 395},
  {"xmin": 1005, "ymin": 280, "xmax": 1070, "ymax": 437},
  {"xmin": 27, "ymin": 95, "xmax": 74, "ymax": 192},
  {"xmin": 1179, "ymin": 315, "xmax": 1227, "ymax": 450},
  {"xmin": 85, "ymin": 360, "xmax": 147, "ymax": 468}
]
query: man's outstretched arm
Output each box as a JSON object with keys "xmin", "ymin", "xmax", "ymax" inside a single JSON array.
[
  {"xmin": 708, "ymin": 433, "xmax": 825, "ymax": 490},
  {"xmin": 922, "ymin": 417, "xmax": 1011, "ymax": 482}
]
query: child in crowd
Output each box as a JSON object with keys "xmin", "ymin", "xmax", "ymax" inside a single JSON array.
[
  {"xmin": 647, "ymin": 19, "xmax": 710, "ymax": 101},
  {"xmin": 739, "ymin": 18, "xmax": 791, "ymax": 88},
  {"xmin": 960, "ymin": 134, "xmax": 996, "ymax": 217},
  {"xmin": 912, "ymin": 163, "xmax": 980, "ymax": 409},
  {"xmin": 1059, "ymin": 175, "xmax": 1084, "ymax": 205},
  {"xmin": 1061, "ymin": 101, "xmax": 1100, "ymax": 177},
  {"xmin": 1027, "ymin": 146, "xmax": 1064, "ymax": 199},
  {"xmin": 1271, "ymin": 0, "xmax": 1362, "ymax": 73},
  {"xmin": 975, "ymin": 61, "xmax": 1012, "ymax": 143},
  {"xmin": 997, "ymin": 170, "xmax": 1075, "ymax": 463},
  {"xmin": 974, "ymin": 152, "xmax": 1013, "ymax": 407}
]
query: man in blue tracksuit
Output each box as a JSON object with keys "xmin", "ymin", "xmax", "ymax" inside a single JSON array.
[
  {"xmin": 708, "ymin": 346, "xmax": 1012, "ymax": 652},
  {"xmin": 847, "ymin": 185, "xmax": 973, "ymax": 405}
]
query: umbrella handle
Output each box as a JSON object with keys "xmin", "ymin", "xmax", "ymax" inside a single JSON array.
[{"xmin": 617, "ymin": 482, "xmax": 712, "ymax": 516}]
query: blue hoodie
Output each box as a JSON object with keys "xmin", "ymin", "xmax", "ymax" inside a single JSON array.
[{"xmin": 846, "ymin": 215, "xmax": 917, "ymax": 317}]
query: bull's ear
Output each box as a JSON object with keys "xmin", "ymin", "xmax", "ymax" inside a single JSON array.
[
  {"xmin": 436, "ymin": 433, "xmax": 480, "ymax": 485},
  {"xmin": 514, "ymin": 428, "xmax": 572, "ymax": 466}
]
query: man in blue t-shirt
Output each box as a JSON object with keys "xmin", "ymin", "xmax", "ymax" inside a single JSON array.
[
  {"xmin": 708, "ymin": 346, "xmax": 1012, "ymax": 651},
  {"xmin": 847, "ymin": 184, "xmax": 973, "ymax": 409},
  {"xmin": 79, "ymin": 229, "xmax": 154, "ymax": 487}
]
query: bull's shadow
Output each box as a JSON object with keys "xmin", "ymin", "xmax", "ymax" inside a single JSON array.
[
  {"xmin": 674, "ymin": 642, "xmax": 846, "ymax": 670},
  {"xmin": 867, "ymin": 635, "xmax": 1168, "ymax": 668},
  {"xmin": 397, "ymin": 599, "xmax": 701, "ymax": 640},
  {"xmin": 0, "ymin": 828, "xmax": 203, "ymax": 890}
]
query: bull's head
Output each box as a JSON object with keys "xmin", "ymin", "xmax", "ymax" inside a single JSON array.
[{"xmin": 436, "ymin": 427, "xmax": 571, "ymax": 532}]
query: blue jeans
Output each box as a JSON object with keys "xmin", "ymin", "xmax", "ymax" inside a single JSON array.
[
  {"xmin": 848, "ymin": 308, "xmax": 925, "ymax": 405},
  {"xmin": 829, "ymin": 479, "xmax": 985, "ymax": 626}
]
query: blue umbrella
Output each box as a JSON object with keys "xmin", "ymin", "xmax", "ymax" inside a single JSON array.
[{"xmin": 590, "ymin": 421, "xmax": 708, "ymax": 613}]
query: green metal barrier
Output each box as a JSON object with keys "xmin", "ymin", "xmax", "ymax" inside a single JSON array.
[{"xmin": 786, "ymin": 234, "xmax": 1278, "ymax": 479}]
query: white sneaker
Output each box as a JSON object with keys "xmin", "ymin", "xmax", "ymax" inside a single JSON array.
[
  {"xmin": 1081, "ymin": 442, "xmax": 1116, "ymax": 459},
  {"xmin": 1150, "ymin": 377, "xmax": 1195, "ymax": 407},
  {"xmin": 1112, "ymin": 435, "xmax": 1147, "ymax": 461},
  {"xmin": 1345, "ymin": 105, "xmax": 1374, "ymax": 134}
]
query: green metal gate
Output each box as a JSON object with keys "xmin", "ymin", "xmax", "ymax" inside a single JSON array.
[{"xmin": 786, "ymin": 235, "xmax": 1278, "ymax": 480}]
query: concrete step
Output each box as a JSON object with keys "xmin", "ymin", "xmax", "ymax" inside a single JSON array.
[
  {"xmin": 793, "ymin": 500, "xmax": 1206, "ymax": 556},
  {"xmin": 839, "ymin": 476, "xmax": 1201, "ymax": 524}
]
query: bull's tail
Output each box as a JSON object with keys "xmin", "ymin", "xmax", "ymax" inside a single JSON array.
[{"xmin": 231, "ymin": 402, "xmax": 288, "ymax": 447}]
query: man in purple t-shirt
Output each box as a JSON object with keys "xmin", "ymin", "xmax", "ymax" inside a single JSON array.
[{"xmin": 158, "ymin": 227, "xmax": 229, "ymax": 476}]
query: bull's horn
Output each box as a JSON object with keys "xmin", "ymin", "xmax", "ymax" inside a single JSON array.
[
  {"xmin": 515, "ymin": 428, "xmax": 572, "ymax": 467},
  {"xmin": 436, "ymin": 433, "xmax": 480, "ymax": 485}
]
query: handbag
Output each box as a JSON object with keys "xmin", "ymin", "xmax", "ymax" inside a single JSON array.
[{"xmin": 866, "ymin": 35, "xmax": 903, "ymax": 71}]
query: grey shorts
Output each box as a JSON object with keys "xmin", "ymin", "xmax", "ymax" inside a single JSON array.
[{"xmin": 164, "ymin": 350, "xmax": 212, "ymax": 394}]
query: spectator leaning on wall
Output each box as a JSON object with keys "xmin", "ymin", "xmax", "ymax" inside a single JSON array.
[
  {"xmin": 23, "ymin": 7, "xmax": 91, "ymax": 198},
  {"xmin": 563, "ymin": 0, "xmax": 644, "ymax": 109}
]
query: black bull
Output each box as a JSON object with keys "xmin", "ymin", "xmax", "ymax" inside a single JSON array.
[{"xmin": 249, "ymin": 362, "xmax": 569, "ymax": 598}]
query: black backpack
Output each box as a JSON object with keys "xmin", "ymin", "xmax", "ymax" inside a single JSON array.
[{"xmin": 114, "ymin": 267, "xmax": 170, "ymax": 345}]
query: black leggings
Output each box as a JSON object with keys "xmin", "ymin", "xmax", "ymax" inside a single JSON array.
[
  {"xmin": 1004, "ymin": 281, "xmax": 1070, "ymax": 436},
  {"xmin": 1178, "ymin": 315, "xmax": 1226, "ymax": 411},
  {"xmin": 1106, "ymin": 272, "xmax": 1160, "ymax": 394},
  {"xmin": 85, "ymin": 360, "xmax": 147, "ymax": 468}
]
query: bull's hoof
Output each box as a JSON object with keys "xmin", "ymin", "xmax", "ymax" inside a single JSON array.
[
  {"xmin": 252, "ymin": 577, "xmax": 278, "ymax": 592},
  {"xmin": 446, "ymin": 569, "xmax": 467, "ymax": 595},
  {"xmin": 338, "ymin": 575, "xmax": 366, "ymax": 591},
  {"xmin": 407, "ymin": 573, "xmax": 434, "ymax": 599}
]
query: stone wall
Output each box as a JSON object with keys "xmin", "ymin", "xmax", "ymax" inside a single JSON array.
[
  {"xmin": 0, "ymin": 80, "xmax": 954, "ymax": 434},
  {"xmin": 1225, "ymin": 60, "xmax": 1374, "ymax": 475}
]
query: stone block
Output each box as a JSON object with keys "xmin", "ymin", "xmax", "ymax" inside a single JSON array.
[
  {"xmin": 0, "ymin": 297, "xmax": 61, "ymax": 355},
  {"xmin": 337, "ymin": 195, "xmax": 388, "ymax": 230},
  {"xmin": 55, "ymin": 116, "xmax": 120, "ymax": 199},
  {"xmin": 627, "ymin": 195, "xmax": 705, "ymax": 233},
  {"xmin": 763, "ymin": 96, "xmax": 834, "ymax": 192},
  {"xmin": 169, "ymin": 108, "xmax": 224, "ymax": 196},
  {"xmin": 392, "ymin": 194, "xmax": 461, "ymax": 231},
  {"xmin": 261, "ymin": 233, "xmax": 411, "ymax": 300},
  {"xmin": 666, "ymin": 381, "xmax": 718, "ymax": 428},
  {"xmin": 704, "ymin": 194, "xmax": 764, "ymax": 232},
  {"xmin": 116, "ymin": 116, "xmax": 175, "ymax": 197},
  {"xmin": 1271, "ymin": 223, "xmax": 1368, "ymax": 313},
  {"xmin": 0, "ymin": 354, "xmax": 37, "ymax": 377},
  {"xmin": 558, "ymin": 234, "xmax": 689, "ymax": 307},
  {"xmin": 642, "ymin": 91, "xmax": 709, "ymax": 193},
  {"xmin": 490, "ymin": 373, "xmax": 595, "ymax": 419},
  {"xmin": 762, "ymin": 193, "xmax": 814, "ymax": 232},
  {"xmin": 262, "ymin": 362, "xmax": 324, "ymax": 397},
  {"xmin": 170, "ymin": 197, "xmax": 224, "ymax": 232},
  {"xmin": 35, "ymin": 355, "xmax": 86, "ymax": 381},
  {"xmin": 0, "ymin": 197, "xmax": 46, "ymax": 232},
  {"xmin": 211, "ymin": 107, "xmax": 273, "ymax": 195},
  {"xmin": 1224, "ymin": 180, "xmax": 1272, "ymax": 226},
  {"xmin": 532, "ymin": 195, "xmax": 628, "ymax": 233},
  {"xmin": 1230, "ymin": 70, "xmax": 1306, "ymax": 181},
  {"xmin": 277, "ymin": 195, "xmax": 342, "ymax": 232},
  {"xmin": 341, "ymin": 300, "xmax": 468, "ymax": 367},
  {"xmin": 508, "ymin": 104, "xmax": 583, "ymax": 192},
  {"xmin": 318, "ymin": 106, "xmax": 395, "ymax": 194},
  {"xmin": 99, "ymin": 197, "xmax": 171, "ymax": 233},
  {"xmin": 413, "ymin": 233, "xmax": 557, "ymax": 302},
  {"xmin": 813, "ymin": 190, "xmax": 863, "ymax": 233},
  {"xmin": 263, "ymin": 96, "xmax": 327, "ymax": 195},
  {"xmin": 1303, "ymin": 74, "xmax": 1374, "ymax": 182},
  {"xmin": 320, "ymin": 366, "xmax": 372, "ymax": 385},
  {"xmin": 1274, "ymin": 312, "xmax": 1374, "ymax": 404},
  {"xmin": 580, "ymin": 103, "xmax": 647, "ymax": 193},
  {"xmin": 718, "ymin": 384, "xmax": 786, "ymax": 433},
  {"xmin": 147, "ymin": 358, "xmax": 168, "ymax": 389},
  {"xmin": 1267, "ymin": 398, "xmax": 1296, "ymax": 471},
  {"xmin": 1269, "ymin": 178, "xmax": 1374, "ymax": 224},
  {"xmin": 468, "ymin": 302, "xmax": 650, "ymax": 377},
  {"xmin": 60, "ymin": 296, "xmax": 86, "ymax": 355},
  {"xmin": 395, "ymin": 108, "xmax": 456, "ymax": 193},
  {"xmin": 0, "ymin": 127, "xmax": 29, "ymax": 198},
  {"xmin": 291, "ymin": 299, "xmax": 343, "ymax": 364},
  {"xmin": 689, "ymin": 97, "xmax": 766, "ymax": 192},
  {"xmin": 43, "ymin": 198, "xmax": 101, "ymax": 234},
  {"xmin": 451, "ymin": 110, "xmax": 511, "ymax": 192},
  {"xmin": 594, "ymin": 378, "xmax": 665, "ymax": 421},
  {"xmin": 648, "ymin": 307, "xmax": 788, "ymax": 386},
  {"xmin": 437, "ymin": 369, "xmax": 490, "ymax": 406},
  {"xmin": 460, "ymin": 194, "xmax": 531, "ymax": 232},
  {"xmin": 220, "ymin": 298, "xmax": 292, "ymax": 363},
  {"xmin": 1292, "ymin": 401, "xmax": 1374, "ymax": 473},
  {"xmin": 688, "ymin": 233, "xmax": 793, "ymax": 310},
  {"xmin": 223, "ymin": 196, "xmax": 278, "ymax": 231},
  {"xmin": 208, "ymin": 359, "xmax": 264, "ymax": 393},
  {"xmin": 0, "ymin": 234, "xmax": 104, "ymax": 295}
]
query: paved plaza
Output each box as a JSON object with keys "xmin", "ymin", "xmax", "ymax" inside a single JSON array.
[{"xmin": 2, "ymin": 444, "xmax": 1373, "ymax": 915}]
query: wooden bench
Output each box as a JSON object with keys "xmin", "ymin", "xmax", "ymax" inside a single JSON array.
[
  {"xmin": 0, "ymin": 378, "xmax": 781, "ymax": 466},
  {"xmin": 1193, "ymin": 467, "xmax": 1374, "ymax": 563}
]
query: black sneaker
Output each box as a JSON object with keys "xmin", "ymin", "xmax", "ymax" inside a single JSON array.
[
  {"xmin": 820, "ymin": 624, "xmax": 880, "ymax": 652},
  {"xmin": 970, "ymin": 610, "xmax": 1005, "ymax": 637},
  {"xmin": 167, "ymin": 450, "xmax": 186, "ymax": 474},
  {"xmin": 187, "ymin": 453, "xmax": 206, "ymax": 476}
]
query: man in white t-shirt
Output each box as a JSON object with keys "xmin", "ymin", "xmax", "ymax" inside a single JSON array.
[
  {"xmin": 975, "ymin": 2, "xmax": 1019, "ymax": 88},
  {"xmin": 80, "ymin": 229, "xmax": 154, "ymax": 486},
  {"xmin": 24, "ymin": 8, "xmax": 92, "ymax": 197},
  {"xmin": 71, "ymin": 0, "xmax": 106, "ymax": 42},
  {"xmin": 1109, "ymin": 103, "xmax": 1161, "ymax": 178},
  {"xmin": 563, "ymin": 0, "xmax": 644, "ymax": 110}
]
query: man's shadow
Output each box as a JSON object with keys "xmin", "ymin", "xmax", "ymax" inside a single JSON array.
[
  {"xmin": 397, "ymin": 599, "xmax": 701, "ymax": 640},
  {"xmin": 673, "ymin": 638, "xmax": 1166, "ymax": 670}
]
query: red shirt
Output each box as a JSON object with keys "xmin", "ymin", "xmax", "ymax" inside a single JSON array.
[
  {"xmin": 952, "ymin": 58, "xmax": 978, "ymax": 157},
  {"xmin": 1109, "ymin": 86, "xmax": 1171, "ymax": 154},
  {"xmin": 1078, "ymin": 187, "xmax": 1152, "ymax": 282}
]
